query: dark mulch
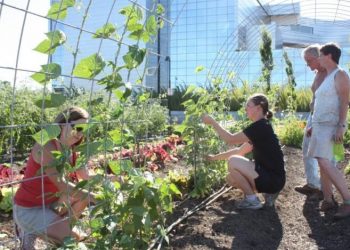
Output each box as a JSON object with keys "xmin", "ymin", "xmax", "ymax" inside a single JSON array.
[{"xmin": 165, "ymin": 147, "xmax": 350, "ymax": 250}]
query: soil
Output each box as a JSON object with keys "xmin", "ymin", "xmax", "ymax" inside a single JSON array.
[
  {"xmin": 166, "ymin": 147, "xmax": 350, "ymax": 250},
  {"xmin": 1, "ymin": 147, "xmax": 350, "ymax": 249}
]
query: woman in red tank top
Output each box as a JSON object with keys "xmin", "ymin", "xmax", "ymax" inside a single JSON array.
[{"xmin": 13, "ymin": 106, "xmax": 95, "ymax": 245}]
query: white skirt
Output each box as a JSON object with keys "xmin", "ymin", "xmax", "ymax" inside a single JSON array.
[{"xmin": 307, "ymin": 124, "xmax": 336, "ymax": 161}]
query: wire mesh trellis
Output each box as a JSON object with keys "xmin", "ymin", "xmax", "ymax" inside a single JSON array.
[
  {"xmin": 1, "ymin": 0, "xmax": 350, "ymax": 249},
  {"xmin": 0, "ymin": 0, "xmax": 184, "ymax": 248}
]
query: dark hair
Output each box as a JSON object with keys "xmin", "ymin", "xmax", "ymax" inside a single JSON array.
[
  {"xmin": 54, "ymin": 106, "xmax": 89, "ymax": 124},
  {"xmin": 55, "ymin": 107, "xmax": 89, "ymax": 146},
  {"xmin": 249, "ymin": 93, "xmax": 273, "ymax": 120},
  {"xmin": 320, "ymin": 43, "xmax": 341, "ymax": 64}
]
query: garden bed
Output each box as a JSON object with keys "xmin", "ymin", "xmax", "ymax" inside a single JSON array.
[{"xmin": 1, "ymin": 146, "xmax": 350, "ymax": 249}]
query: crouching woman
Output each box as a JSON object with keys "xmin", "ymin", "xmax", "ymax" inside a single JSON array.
[
  {"xmin": 13, "ymin": 106, "xmax": 96, "ymax": 247},
  {"xmin": 202, "ymin": 93, "xmax": 285, "ymax": 209}
]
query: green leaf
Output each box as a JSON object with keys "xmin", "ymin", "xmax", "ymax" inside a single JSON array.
[
  {"xmin": 47, "ymin": 0, "xmax": 75, "ymax": 20},
  {"xmin": 143, "ymin": 187, "xmax": 155, "ymax": 201},
  {"xmin": 113, "ymin": 89, "xmax": 123, "ymax": 100},
  {"xmin": 131, "ymin": 206, "xmax": 147, "ymax": 216},
  {"xmin": 34, "ymin": 93, "xmax": 66, "ymax": 108},
  {"xmin": 34, "ymin": 30, "xmax": 66, "ymax": 55},
  {"xmin": 47, "ymin": 3, "xmax": 68, "ymax": 20},
  {"xmin": 31, "ymin": 63, "xmax": 61, "ymax": 85},
  {"xmin": 123, "ymin": 46, "xmax": 146, "ymax": 70},
  {"xmin": 73, "ymin": 180, "xmax": 88, "ymax": 190},
  {"xmin": 120, "ymin": 160, "xmax": 132, "ymax": 172},
  {"xmin": 109, "ymin": 161, "xmax": 121, "ymax": 175},
  {"xmin": 195, "ymin": 65, "xmax": 205, "ymax": 73},
  {"xmin": 143, "ymin": 213, "xmax": 151, "ymax": 229},
  {"xmin": 109, "ymin": 128, "xmax": 123, "ymax": 145},
  {"xmin": 73, "ymin": 53, "xmax": 106, "ymax": 79},
  {"xmin": 113, "ymin": 84, "xmax": 132, "ymax": 102},
  {"xmin": 97, "ymin": 73, "xmax": 124, "ymax": 91},
  {"xmin": 32, "ymin": 125, "xmax": 60, "ymax": 146},
  {"xmin": 42, "ymin": 63, "xmax": 61, "ymax": 78},
  {"xmin": 169, "ymin": 183, "xmax": 181, "ymax": 195},
  {"xmin": 174, "ymin": 124, "xmax": 186, "ymax": 134},
  {"xmin": 183, "ymin": 85, "xmax": 196, "ymax": 97},
  {"xmin": 128, "ymin": 27, "xmax": 151, "ymax": 42},
  {"xmin": 101, "ymin": 138, "xmax": 114, "ymax": 151},
  {"xmin": 93, "ymin": 23, "xmax": 116, "ymax": 39},
  {"xmin": 145, "ymin": 15, "xmax": 157, "ymax": 35},
  {"xmin": 111, "ymin": 105, "xmax": 123, "ymax": 119},
  {"xmin": 75, "ymin": 139, "xmax": 113, "ymax": 157},
  {"xmin": 212, "ymin": 77, "xmax": 223, "ymax": 87},
  {"xmin": 90, "ymin": 217, "xmax": 104, "ymax": 230},
  {"xmin": 75, "ymin": 141, "xmax": 102, "ymax": 156},
  {"xmin": 0, "ymin": 187, "xmax": 17, "ymax": 212},
  {"xmin": 88, "ymin": 97, "xmax": 104, "ymax": 106},
  {"xmin": 227, "ymin": 71, "xmax": 236, "ymax": 80},
  {"xmin": 156, "ymin": 4, "xmax": 165, "ymax": 15},
  {"xmin": 123, "ymin": 223, "xmax": 135, "ymax": 234},
  {"xmin": 63, "ymin": 0, "xmax": 75, "ymax": 7},
  {"xmin": 119, "ymin": 6, "xmax": 143, "ymax": 21},
  {"xmin": 138, "ymin": 93, "xmax": 150, "ymax": 103},
  {"xmin": 158, "ymin": 18, "xmax": 164, "ymax": 29},
  {"xmin": 126, "ymin": 20, "xmax": 143, "ymax": 33}
]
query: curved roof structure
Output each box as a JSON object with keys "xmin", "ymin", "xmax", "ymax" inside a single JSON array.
[{"xmin": 206, "ymin": 0, "xmax": 350, "ymax": 86}]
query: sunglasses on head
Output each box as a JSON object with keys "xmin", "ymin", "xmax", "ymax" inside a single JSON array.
[{"xmin": 71, "ymin": 124, "xmax": 84, "ymax": 132}]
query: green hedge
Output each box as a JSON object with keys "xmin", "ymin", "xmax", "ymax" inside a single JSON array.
[{"xmin": 0, "ymin": 84, "xmax": 169, "ymax": 157}]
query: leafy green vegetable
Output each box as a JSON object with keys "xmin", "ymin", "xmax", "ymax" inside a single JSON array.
[{"xmin": 0, "ymin": 187, "xmax": 17, "ymax": 212}]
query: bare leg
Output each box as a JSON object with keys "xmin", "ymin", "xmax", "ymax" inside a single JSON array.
[
  {"xmin": 319, "ymin": 164, "xmax": 333, "ymax": 202},
  {"xmin": 318, "ymin": 157, "xmax": 350, "ymax": 201},
  {"xmin": 226, "ymin": 174, "xmax": 236, "ymax": 187},
  {"xmin": 56, "ymin": 196, "xmax": 89, "ymax": 220},
  {"xmin": 44, "ymin": 216, "xmax": 72, "ymax": 244},
  {"xmin": 228, "ymin": 155, "xmax": 258, "ymax": 195}
]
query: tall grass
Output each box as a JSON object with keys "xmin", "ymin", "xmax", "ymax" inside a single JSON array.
[{"xmin": 168, "ymin": 83, "xmax": 312, "ymax": 112}]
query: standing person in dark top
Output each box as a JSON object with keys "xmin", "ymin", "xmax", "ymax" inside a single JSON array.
[{"xmin": 202, "ymin": 93, "xmax": 285, "ymax": 209}]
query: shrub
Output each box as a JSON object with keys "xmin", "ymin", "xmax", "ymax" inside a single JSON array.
[
  {"xmin": 0, "ymin": 83, "xmax": 43, "ymax": 156},
  {"xmin": 123, "ymin": 99, "xmax": 169, "ymax": 139},
  {"xmin": 276, "ymin": 115, "xmax": 305, "ymax": 148},
  {"xmin": 0, "ymin": 83, "xmax": 114, "ymax": 156},
  {"xmin": 295, "ymin": 88, "xmax": 312, "ymax": 112}
]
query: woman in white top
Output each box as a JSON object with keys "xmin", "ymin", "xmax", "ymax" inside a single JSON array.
[{"xmin": 308, "ymin": 43, "xmax": 350, "ymax": 218}]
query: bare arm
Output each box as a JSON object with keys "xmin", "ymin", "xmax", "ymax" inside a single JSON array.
[
  {"xmin": 208, "ymin": 142, "xmax": 253, "ymax": 160},
  {"xmin": 202, "ymin": 114, "xmax": 249, "ymax": 146},
  {"xmin": 334, "ymin": 70, "xmax": 350, "ymax": 143},
  {"xmin": 33, "ymin": 143, "xmax": 96, "ymax": 202},
  {"xmin": 310, "ymin": 70, "xmax": 327, "ymax": 111},
  {"xmin": 76, "ymin": 167, "xmax": 124, "ymax": 183}
]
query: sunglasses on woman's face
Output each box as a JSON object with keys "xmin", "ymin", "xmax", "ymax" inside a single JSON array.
[{"xmin": 71, "ymin": 124, "xmax": 84, "ymax": 132}]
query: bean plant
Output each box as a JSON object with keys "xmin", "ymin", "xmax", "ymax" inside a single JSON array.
[
  {"xmin": 178, "ymin": 77, "xmax": 234, "ymax": 197},
  {"xmin": 26, "ymin": 1, "xmax": 181, "ymax": 249}
]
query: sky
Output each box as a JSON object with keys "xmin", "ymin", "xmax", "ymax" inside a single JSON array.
[
  {"xmin": 0, "ymin": 0, "xmax": 50, "ymax": 89},
  {"xmin": 1, "ymin": 0, "xmax": 349, "ymax": 91}
]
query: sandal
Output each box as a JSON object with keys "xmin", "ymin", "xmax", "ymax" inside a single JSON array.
[
  {"xmin": 334, "ymin": 204, "xmax": 350, "ymax": 219},
  {"xmin": 319, "ymin": 199, "xmax": 337, "ymax": 212}
]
